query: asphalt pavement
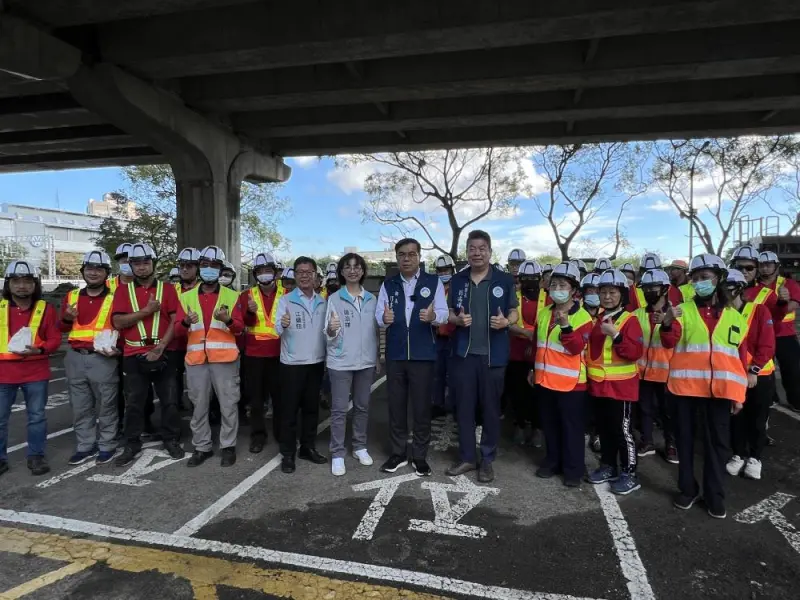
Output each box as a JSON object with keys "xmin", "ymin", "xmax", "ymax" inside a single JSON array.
[{"xmin": 2, "ymin": 353, "xmax": 800, "ymax": 600}]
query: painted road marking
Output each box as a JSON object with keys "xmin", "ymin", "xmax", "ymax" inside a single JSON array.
[
  {"xmin": 174, "ymin": 375, "xmax": 388, "ymax": 538},
  {"xmin": 0, "ymin": 514, "xmax": 605, "ymax": 600},
  {"xmin": 87, "ymin": 448, "xmax": 189, "ymax": 487},
  {"xmin": 734, "ymin": 492, "xmax": 800, "ymax": 554},
  {"xmin": 772, "ymin": 404, "xmax": 800, "ymax": 423},
  {"xmin": 48, "ymin": 377, "xmax": 66, "ymax": 384},
  {"xmin": 0, "ymin": 558, "xmax": 95, "ymax": 599},
  {"xmin": 409, "ymin": 475, "xmax": 500, "ymax": 539},
  {"xmin": 11, "ymin": 392, "xmax": 69, "ymax": 413},
  {"xmin": 35, "ymin": 442, "xmax": 160, "ymax": 489},
  {"xmin": 351, "ymin": 473, "xmax": 419, "ymax": 540},
  {"xmin": 7, "ymin": 426, "xmax": 74, "ymax": 454}
]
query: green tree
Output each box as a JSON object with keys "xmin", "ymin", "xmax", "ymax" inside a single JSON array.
[
  {"xmin": 0, "ymin": 240, "xmax": 28, "ymax": 274},
  {"xmin": 55, "ymin": 252, "xmax": 84, "ymax": 277}
]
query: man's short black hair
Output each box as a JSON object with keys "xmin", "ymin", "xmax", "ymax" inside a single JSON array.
[
  {"xmin": 337, "ymin": 253, "xmax": 367, "ymax": 286},
  {"xmin": 394, "ymin": 238, "xmax": 421, "ymax": 253},
  {"xmin": 293, "ymin": 256, "xmax": 318, "ymax": 272},
  {"xmin": 467, "ymin": 229, "xmax": 492, "ymax": 248}
]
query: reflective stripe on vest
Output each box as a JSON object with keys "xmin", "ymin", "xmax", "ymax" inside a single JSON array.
[
  {"xmin": 0, "ymin": 299, "xmax": 46, "ymax": 360},
  {"xmin": 741, "ymin": 302, "xmax": 775, "ymax": 376},
  {"xmin": 776, "ymin": 277, "xmax": 796, "ymax": 323},
  {"xmin": 515, "ymin": 290, "xmax": 535, "ymax": 330},
  {"xmin": 537, "ymin": 288, "xmax": 547, "ymax": 314},
  {"xmin": 586, "ymin": 311, "xmax": 639, "ymax": 383},
  {"xmin": 125, "ymin": 281, "xmax": 163, "ymax": 347},
  {"xmin": 534, "ymin": 304, "xmax": 592, "ymax": 392},
  {"xmin": 667, "ymin": 302, "xmax": 747, "ymax": 402},
  {"xmin": 634, "ymin": 288, "xmax": 645, "ymax": 309},
  {"xmin": 66, "ymin": 289, "xmax": 114, "ymax": 341},
  {"xmin": 181, "ymin": 286, "xmax": 240, "ymax": 365},
  {"xmin": 248, "ymin": 285, "xmax": 284, "ymax": 340},
  {"xmin": 107, "ymin": 277, "xmax": 119, "ymax": 294},
  {"xmin": 634, "ymin": 307, "xmax": 674, "ymax": 383}
]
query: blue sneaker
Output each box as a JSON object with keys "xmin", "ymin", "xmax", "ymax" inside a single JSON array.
[
  {"xmin": 586, "ymin": 465, "xmax": 619, "ymax": 484},
  {"xmin": 95, "ymin": 450, "xmax": 117, "ymax": 465},
  {"xmin": 68, "ymin": 448, "xmax": 98, "ymax": 465},
  {"xmin": 610, "ymin": 472, "xmax": 641, "ymax": 496}
]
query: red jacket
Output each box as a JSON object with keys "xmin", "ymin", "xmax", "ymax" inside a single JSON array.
[
  {"xmin": 743, "ymin": 302, "xmax": 775, "ymax": 371},
  {"xmin": 237, "ymin": 286, "xmax": 280, "ymax": 358},
  {"xmin": 587, "ymin": 311, "xmax": 644, "ymax": 401},
  {"xmin": 755, "ymin": 278, "xmax": 798, "ymax": 338},
  {"xmin": 111, "ymin": 280, "xmax": 179, "ymax": 357},
  {"xmin": 1, "ymin": 301, "xmax": 60, "ymax": 384},
  {"xmin": 510, "ymin": 296, "xmax": 537, "ymax": 362}
]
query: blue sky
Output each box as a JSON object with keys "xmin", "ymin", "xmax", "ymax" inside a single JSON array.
[{"xmin": 0, "ymin": 153, "xmax": 784, "ymax": 263}]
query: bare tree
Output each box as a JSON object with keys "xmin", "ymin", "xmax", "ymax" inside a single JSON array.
[
  {"xmin": 767, "ymin": 152, "xmax": 800, "ymax": 235},
  {"xmin": 335, "ymin": 148, "xmax": 528, "ymax": 260},
  {"xmin": 652, "ymin": 136, "xmax": 797, "ymax": 255}
]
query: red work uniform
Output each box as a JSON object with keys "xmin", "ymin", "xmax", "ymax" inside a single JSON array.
[
  {"xmin": 59, "ymin": 288, "xmax": 112, "ymax": 351},
  {"xmin": 753, "ymin": 279, "xmax": 798, "ymax": 339},
  {"xmin": 511, "ymin": 296, "xmax": 538, "ymax": 362},
  {"xmin": 548, "ymin": 304, "xmax": 594, "ymax": 393},
  {"xmin": 237, "ymin": 286, "xmax": 280, "ymax": 358},
  {"xmin": 174, "ymin": 286, "xmax": 245, "ymax": 340},
  {"xmin": 111, "ymin": 281, "xmax": 179, "ymax": 355},
  {"xmin": 587, "ymin": 312, "xmax": 644, "ymax": 401},
  {"xmin": 169, "ymin": 282, "xmax": 198, "ymax": 353},
  {"xmin": 1, "ymin": 301, "xmax": 60, "ymax": 384},
  {"xmin": 744, "ymin": 303, "xmax": 775, "ymax": 371}
]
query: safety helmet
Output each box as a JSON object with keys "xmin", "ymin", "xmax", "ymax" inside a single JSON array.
[
  {"xmin": 221, "ymin": 259, "xmax": 235, "ymax": 273},
  {"xmin": 541, "ymin": 263, "xmax": 553, "ymax": 274},
  {"xmin": 177, "ymin": 247, "xmax": 200, "ymax": 264},
  {"xmin": 689, "ymin": 253, "xmax": 727, "ymax": 275},
  {"xmin": 253, "ymin": 252, "xmax": 277, "ymax": 270},
  {"xmin": 758, "ymin": 251, "xmax": 779, "ymax": 265},
  {"xmin": 638, "ymin": 269, "xmax": 671, "ymax": 287},
  {"xmin": 508, "ymin": 249, "xmax": 526, "ymax": 263},
  {"xmin": 4, "ymin": 260, "xmax": 40, "ymax": 279},
  {"xmin": 640, "ymin": 253, "xmax": 662, "ymax": 271},
  {"xmin": 668, "ymin": 259, "xmax": 689, "ymax": 270},
  {"xmin": 281, "ymin": 268, "xmax": 295, "ymax": 281},
  {"xmin": 275, "ymin": 260, "xmax": 285, "ymax": 271},
  {"xmin": 598, "ymin": 269, "xmax": 629, "ymax": 289},
  {"xmin": 550, "ymin": 261, "xmax": 581, "ymax": 285},
  {"xmin": 325, "ymin": 271, "xmax": 337, "ymax": 283},
  {"xmin": 731, "ymin": 245, "xmax": 759, "ymax": 264},
  {"xmin": 114, "ymin": 242, "xmax": 133, "ymax": 260},
  {"xmin": 326, "ymin": 262, "xmax": 338, "ymax": 274},
  {"xmin": 570, "ymin": 259, "xmax": 588, "ymax": 274},
  {"xmin": 81, "ymin": 249, "xmax": 111, "ymax": 270},
  {"xmin": 593, "ymin": 258, "xmax": 612, "ymax": 272},
  {"xmin": 128, "ymin": 242, "xmax": 157, "ymax": 261},
  {"xmin": 580, "ymin": 273, "xmax": 601, "ymax": 290},
  {"xmin": 434, "ymin": 254, "xmax": 456, "ymax": 270},
  {"xmin": 168, "ymin": 267, "xmax": 180, "ymax": 279},
  {"xmin": 619, "ymin": 262, "xmax": 636, "ymax": 275},
  {"xmin": 726, "ymin": 269, "xmax": 748, "ymax": 287},
  {"xmin": 198, "ymin": 245, "xmax": 225, "ymax": 264},
  {"xmin": 517, "ymin": 260, "xmax": 543, "ymax": 278}
]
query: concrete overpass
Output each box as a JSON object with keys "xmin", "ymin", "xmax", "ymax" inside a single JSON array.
[{"xmin": 2, "ymin": 0, "xmax": 800, "ymax": 259}]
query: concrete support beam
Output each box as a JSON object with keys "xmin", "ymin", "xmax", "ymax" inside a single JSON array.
[{"xmin": 0, "ymin": 14, "xmax": 81, "ymax": 80}]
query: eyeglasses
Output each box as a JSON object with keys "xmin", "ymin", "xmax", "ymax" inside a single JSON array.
[
  {"xmin": 396, "ymin": 252, "xmax": 419, "ymax": 260},
  {"xmin": 737, "ymin": 265, "xmax": 756, "ymax": 272}
]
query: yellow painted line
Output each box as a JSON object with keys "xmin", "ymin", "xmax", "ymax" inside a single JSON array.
[
  {"xmin": 0, "ymin": 559, "xmax": 94, "ymax": 599},
  {"xmin": 0, "ymin": 527, "xmax": 445, "ymax": 600}
]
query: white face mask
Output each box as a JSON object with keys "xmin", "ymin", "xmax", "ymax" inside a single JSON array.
[
  {"xmin": 219, "ymin": 275, "xmax": 233, "ymax": 286},
  {"xmin": 257, "ymin": 273, "xmax": 275, "ymax": 284},
  {"xmin": 119, "ymin": 263, "xmax": 133, "ymax": 276}
]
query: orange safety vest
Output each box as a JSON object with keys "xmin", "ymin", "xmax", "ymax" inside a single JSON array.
[
  {"xmin": 634, "ymin": 307, "xmax": 674, "ymax": 383},
  {"xmin": 586, "ymin": 312, "xmax": 639, "ymax": 383},
  {"xmin": 247, "ymin": 284, "xmax": 284, "ymax": 340},
  {"xmin": 667, "ymin": 302, "xmax": 748, "ymax": 403},
  {"xmin": 742, "ymin": 301, "xmax": 775, "ymax": 376},
  {"xmin": 181, "ymin": 285, "xmax": 240, "ymax": 365},
  {"xmin": 0, "ymin": 299, "xmax": 46, "ymax": 360},
  {"xmin": 65, "ymin": 289, "xmax": 114, "ymax": 342},
  {"xmin": 534, "ymin": 304, "xmax": 592, "ymax": 392}
]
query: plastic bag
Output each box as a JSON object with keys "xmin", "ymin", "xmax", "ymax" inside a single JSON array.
[
  {"xmin": 93, "ymin": 329, "xmax": 119, "ymax": 354},
  {"xmin": 8, "ymin": 327, "xmax": 32, "ymax": 353}
]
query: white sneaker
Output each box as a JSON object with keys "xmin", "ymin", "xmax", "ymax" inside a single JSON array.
[
  {"xmin": 726, "ymin": 455, "xmax": 745, "ymax": 476},
  {"xmin": 331, "ymin": 457, "xmax": 346, "ymax": 476},
  {"xmin": 353, "ymin": 449, "xmax": 373, "ymax": 466},
  {"xmin": 743, "ymin": 457, "xmax": 762, "ymax": 480}
]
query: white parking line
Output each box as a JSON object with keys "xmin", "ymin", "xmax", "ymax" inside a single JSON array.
[
  {"xmin": 772, "ymin": 404, "xmax": 800, "ymax": 422},
  {"xmin": 49, "ymin": 377, "xmax": 66, "ymax": 384},
  {"xmin": 0, "ymin": 508, "xmax": 604, "ymax": 600},
  {"xmin": 7, "ymin": 427, "xmax": 74, "ymax": 454},
  {"xmin": 174, "ymin": 375, "xmax": 388, "ymax": 537}
]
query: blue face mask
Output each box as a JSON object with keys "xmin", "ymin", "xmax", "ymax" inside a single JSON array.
[
  {"xmin": 550, "ymin": 290, "xmax": 571, "ymax": 304},
  {"xmin": 692, "ymin": 279, "xmax": 716, "ymax": 298},
  {"xmin": 200, "ymin": 267, "xmax": 220, "ymax": 283},
  {"xmin": 119, "ymin": 263, "xmax": 132, "ymax": 276},
  {"xmin": 439, "ymin": 275, "xmax": 452, "ymax": 284},
  {"xmin": 584, "ymin": 294, "xmax": 600, "ymax": 308}
]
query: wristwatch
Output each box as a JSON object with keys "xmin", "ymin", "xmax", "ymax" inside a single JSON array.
[{"xmin": 749, "ymin": 366, "xmax": 761, "ymax": 375}]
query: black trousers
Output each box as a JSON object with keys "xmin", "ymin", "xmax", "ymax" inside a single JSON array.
[
  {"xmin": 174, "ymin": 349, "xmax": 187, "ymax": 406},
  {"xmin": 538, "ymin": 386, "xmax": 586, "ymax": 480},
  {"xmin": 732, "ymin": 374, "xmax": 775, "ymax": 460},
  {"xmin": 122, "ymin": 353, "xmax": 179, "ymax": 452},
  {"xmin": 451, "ymin": 355, "xmax": 505, "ymax": 464},
  {"xmin": 674, "ymin": 395, "xmax": 731, "ymax": 510},
  {"xmin": 279, "ymin": 362, "xmax": 324, "ymax": 456},
  {"xmin": 638, "ymin": 380, "xmax": 674, "ymax": 446},
  {"xmin": 775, "ymin": 336, "xmax": 800, "ymax": 409},
  {"xmin": 242, "ymin": 355, "xmax": 282, "ymax": 441},
  {"xmin": 595, "ymin": 397, "xmax": 637, "ymax": 474},
  {"xmin": 386, "ymin": 360, "xmax": 435, "ymax": 460},
  {"xmin": 505, "ymin": 360, "xmax": 537, "ymax": 429}
]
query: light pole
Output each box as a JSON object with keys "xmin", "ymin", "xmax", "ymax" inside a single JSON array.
[{"xmin": 688, "ymin": 140, "xmax": 711, "ymax": 259}]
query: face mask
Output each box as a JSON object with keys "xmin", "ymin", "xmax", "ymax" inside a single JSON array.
[
  {"xmin": 439, "ymin": 275, "xmax": 452, "ymax": 284},
  {"xmin": 643, "ymin": 291, "xmax": 662, "ymax": 306},
  {"xmin": 257, "ymin": 273, "xmax": 274, "ymax": 284},
  {"xmin": 550, "ymin": 290, "xmax": 571, "ymax": 304},
  {"xmin": 584, "ymin": 294, "xmax": 600, "ymax": 308},
  {"xmin": 119, "ymin": 263, "xmax": 133, "ymax": 276},
  {"xmin": 521, "ymin": 283, "xmax": 539, "ymax": 300},
  {"xmin": 219, "ymin": 275, "xmax": 233, "ymax": 286},
  {"xmin": 693, "ymin": 280, "xmax": 716, "ymax": 298},
  {"xmin": 200, "ymin": 267, "xmax": 220, "ymax": 283}
]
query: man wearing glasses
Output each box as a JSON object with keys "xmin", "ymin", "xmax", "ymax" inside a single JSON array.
[{"xmin": 376, "ymin": 238, "xmax": 449, "ymax": 476}]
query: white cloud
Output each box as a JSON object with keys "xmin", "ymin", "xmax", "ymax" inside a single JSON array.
[
  {"xmin": 288, "ymin": 156, "xmax": 318, "ymax": 169},
  {"xmin": 648, "ymin": 200, "xmax": 673, "ymax": 212}
]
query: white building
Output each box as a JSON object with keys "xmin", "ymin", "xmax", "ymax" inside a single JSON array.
[
  {"xmin": 87, "ymin": 192, "xmax": 137, "ymax": 219},
  {"xmin": 342, "ymin": 246, "xmax": 395, "ymax": 262}
]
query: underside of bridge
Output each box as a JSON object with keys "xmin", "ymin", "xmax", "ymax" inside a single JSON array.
[{"xmin": 1, "ymin": 0, "xmax": 800, "ymax": 258}]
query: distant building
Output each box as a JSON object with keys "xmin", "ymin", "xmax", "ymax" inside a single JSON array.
[
  {"xmin": 342, "ymin": 246, "xmax": 395, "ymax": 262},
  {"xmin": 88, "ymin": 192, "xmax": 137, "ymax": 219}
]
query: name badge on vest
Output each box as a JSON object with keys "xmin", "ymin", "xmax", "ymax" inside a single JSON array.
[{"xmin": 493, "ymin": 286, "xmax": 504, "ymax": 298}]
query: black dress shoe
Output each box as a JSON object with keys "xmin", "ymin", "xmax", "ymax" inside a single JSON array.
[
  {"xmin": 281, "ymin": 456, "xmax": 296, "ymax": 473},
  {"xmin": 249, "ymin": 436, "xmax": 266, "ymax": 454},
  {"xmin": 187, "ymin": 450, "xmax": 213, "ymax": 467},
  {"xmin": 298, "ymin": 447, "xmax": 327, "ymax": 464},
  {"xmin": 0, "ymin": 460, "xmax": 8, "ymax": 476},
  {"xmin": 220, "ymin": 448, "xmax": 236, "ymax": 467},
  {"xmin": 27, "ymin": 456, "xmax": 50, "ymax": 476}
]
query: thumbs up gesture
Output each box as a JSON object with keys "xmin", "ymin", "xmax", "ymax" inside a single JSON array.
[
  {"xmin": 554, "ymin": 309, "xmax": 569, "ymax": 328},
  {"xmin": 490, "ymin": 306, "xmax": 508, "ymax": 330},
  {"xmin": 213, "ymin": 304, "xmax": 230, "ymax": 323},
  {"xmin": 663, "ymin": 304, "xmax": 682, "ymax": 327},
  {"xmin": 281, "ymin": 307, "xmax": 291, "ymax": 328},
  {"xmin": 455, "ymin": 307, "xmax": 472, "ymax": 328},
  {"xmin": 64, "ymin": 303, "xmax": 78, "ymax": 322},
  {"xmin": 779, "ymin": 285, "xmax": 791, "ymax": 302},
  {"xmin": 600, "ymin": 316, "xmax": 618, "ymax": 337},
  {"xmin": 187, "ymin": 308, "xmax": 200, "ymax": 324},
  {"xmin": 144, "ymin": 293, "xmax": 160, "ymax": 315},
  {"xmin": 328, "ymin": 308, "xmax": 341, "ymax": 335},
  {"xmin": 420, "ymin": 303, "xmax": 435, "ymax": 323},
  {"xmin": 247, "ymin": 296, "xmax": 258, "ymax": 314},
  {"xmin": 383, "ymin": 302, "xmax": 395, "ymax": 325}
]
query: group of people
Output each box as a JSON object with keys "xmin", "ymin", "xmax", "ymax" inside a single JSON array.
[{"xmin": 0, "ymin": 231, "xmax": 796, "ymax": 521}]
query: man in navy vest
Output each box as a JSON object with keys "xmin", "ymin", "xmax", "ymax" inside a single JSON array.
[
  {"xmin": 376, "ymin": 238, "xmax": 449, "ymax": 476},
  {"xmin": 446, "ymin": 230, "xmax": 518, "ymax": 483}
]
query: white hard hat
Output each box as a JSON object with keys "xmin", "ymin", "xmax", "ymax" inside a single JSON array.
[
  {"xmin": 689, "ymin": 253, "xmax": 727, "ymax": 274},
  {"xmin": 508, "ymin": 249, "xmax": 526, "ymax": 263},
  {"xmin": 168, "ymin": 267, "xmax": 180, "ymax": 278},
  {"xmin": 199, "ymin": 245, "xmax": 225, "ymax": 263},
  {"xmin": 758, "ymin": 251, "xmax": 779, "ymax": 265},
  {"xmin": 580, "ymin": 273, "xmax": 601, "ymax": 289},
  {"xmin": 598, "ymin": 268, "xmax": 629, "ymax": 288},
  {"xmin": 114, "ymin": 242, "xmax": 133, "ymax": 259},
  {"xmin": 639, "ymin": 269, "xmax": 670, "ymax": 287},
  {"xmin": 281, "ymin": 268, "xmax": 295, "ymax": 280},
  {"xmin": 541, "ymin": 263, "xmax": 553, "ymax": 274},
  {"xmin": 619, "ymin": 262, "xmax": 635, "ymax": 274},
  {"xmin": 726, "ymin": 269, "xmax": 748, "ymax": 286},
  {"xmin": 4, "ymin": 260, "xmax": 39, "ymax": 279},
  {"xmin": 518, "ymin": 260, "xmax": 542, "ymax": 277},
  {"xmin": 221, "ymin": 260, "xmax": 234, "ymax": 271},
  {"xmin": 551, "ymin": 261, "xmax": 581, "ymax": 284},
  {"xmin": 593, "ymin": 258, "xmax": 612, "ymax": 272},
  {"xmin": 325, "ymin": 271, "xmax": 337, "ymax": 282},
  {"xmin": 640, "ymin": 253, "xmax": 662, "ymax": 271},
  {"xmin": 177, "ymin": 247, "xmax": 200, "ymax": 263},
  {"xmin": 254, "ymin": 252, "xmax": 276, "ymax": 269},
  {"xmin": 570, "ymin": 259, "xmax": 588, "ymax": 272},
  {"xmin": 731, "ymin": 245, "xmax": 759, "ymax": 264},
  {"xmin": 81, "ymin": 249, "xmax": 111, "ymax": 269},
  {"xmin": 129, "ymin": 242, "xmax": 157, "ymax": 261},
  {"xmin": 326, "ymin": 262, "xmax": 338, "ymax": 273},
  {"xmin": 434, "ymin": 254, "xmax": 456, "ymax": 269},
  {"xmin": 275, "ymin": 260, "xmax": 285, "ymax": 270}
]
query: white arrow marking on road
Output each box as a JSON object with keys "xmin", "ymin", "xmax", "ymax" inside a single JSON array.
[
  {"xmin": 88, "ymin": 448, "xmax": 188, "ymax": 487},
  {"xmin": 11, "ymin": 392, "xmax": 69, "ymax": 413},
  {"xmin": 351, "ymin": 473, "xmax": 419, "ymax": 541},
  {"xmin": 734, "ymin": 492, "xmax": 800, "ymax": 554},
  {"xmin": 408, "ymin": 475, "xmax": 499, "ymax": 539}
]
